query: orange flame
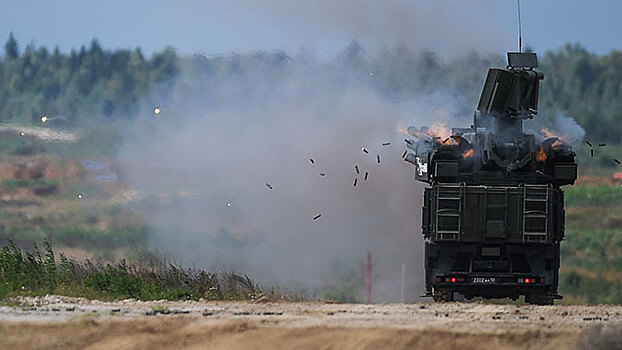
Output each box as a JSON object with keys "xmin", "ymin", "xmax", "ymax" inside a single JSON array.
[
  {"xmin": 536, "ymin": 146, "xmax": 547, "ymax": 163},
  {"xmin": 540, "ymin": 127, "xmax": 558, "ymax": 139},
  {"xmin": 427, "ymin": 123, "xmax": 451, "ymax": 139},
  {"xmin": 540, "ymin": 127, "xmax": 567, "ymax": 147},
  {"xmin": 462, "ymin": 149, "xmax": 474, "ymax": 159},
  {"xmin": 420, "ymin": 122, "xmax": 454, "ymax": 145}
]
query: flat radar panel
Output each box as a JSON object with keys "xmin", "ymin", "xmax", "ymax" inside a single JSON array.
[{"xmin": 507, "ymin": 52, "xmax": 538, "ymax": 68}]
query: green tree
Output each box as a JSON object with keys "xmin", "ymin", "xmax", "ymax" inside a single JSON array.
[{"xmin": 4, "ymin": 32, "xmax": 18, "ymax": 59}]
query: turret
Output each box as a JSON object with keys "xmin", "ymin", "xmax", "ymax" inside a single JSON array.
[{"xmin": 405, "ymin": 52, "xmax": 577, "ymax": 187}]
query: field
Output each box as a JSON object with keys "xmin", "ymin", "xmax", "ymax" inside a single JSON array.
[
  {"xmin": 1, "ymin": 124, "xmax": 622, "ymax": 304},
  {"xmin": 0, "ymin": 123, "xmax": 622, "ymax": 349},
  {"xmin": 560, "ymin": 183, "xmax": 622, "ymax": 304}
]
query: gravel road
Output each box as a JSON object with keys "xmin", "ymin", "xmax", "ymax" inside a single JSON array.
[{"xmin": 0, "ymin": 296, "xmax": 620, "ymax": 349}]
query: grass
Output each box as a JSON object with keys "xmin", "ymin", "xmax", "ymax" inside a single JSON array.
[
  {"xmin": 0, "ymin": 239, "xmax": 264, "ymax": 302},
  {"xmin": 564, "ymin": 185, "xmax": 622, "ymax": 206},
  {"xmin": 558, "ymin": 182, "xmax": 622, "ymax": 304},
  {"xmin": 565, "ymin": 205, "xmax": 622, "ymax": 230},
  {"xmin": 0, "ymin": 225, "xmax": 150, "ymax": 255},
  {"xmin": 561, "ymin": 229, "xmax": 622, "ymax": 278},
  {"xmin": 559, "ymin": 226, "xmax": 622, "ymax": 304},
  {"xmin": 559, "ymin": 267, "xmax": 622, "ymax": 305},
  {"xmin": 1, "ymin": 178, "xmax": 59, "ymax": 193},
  {"xmin": 0, "ymin": 131, "xmax": 47, "ymax": 156}
]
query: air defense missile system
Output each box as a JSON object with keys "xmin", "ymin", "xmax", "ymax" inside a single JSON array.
[{"xmin": 404, "ymin": 52, "xmax": 577, "ymax": 305}]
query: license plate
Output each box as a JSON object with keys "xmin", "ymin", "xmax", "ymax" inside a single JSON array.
[{"xmin": 472, "ymin": 277, "xmax": 497, "ymax": 284}]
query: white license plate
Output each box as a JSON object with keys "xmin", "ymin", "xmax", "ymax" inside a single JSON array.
[{"xmin": 472, "ymin": 277, "xmax": 497, "ymax": 284}]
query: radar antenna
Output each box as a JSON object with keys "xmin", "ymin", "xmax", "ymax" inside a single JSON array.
[{"xmin": 517, "ymin": 0, "xmax": 523, "ymax": 52}]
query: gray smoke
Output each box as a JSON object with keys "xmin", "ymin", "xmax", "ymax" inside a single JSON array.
[
  {"xmin": 117, "ymin": 52, "xmax": 471, "ymax": 302},
  {"xmin": 526, "ymin": 110, "xmax": 587, "ymax": 145},
  {"xmin": 548, "ymin": 111, "xmax": 586, "ymax": 145},
  {"xmin": 242, "ymin": 0, "xmax": 509, "ymax": 56},
  {"xmin": 114, "ymin": 0, "xmax": 511, "ymax": 301}
]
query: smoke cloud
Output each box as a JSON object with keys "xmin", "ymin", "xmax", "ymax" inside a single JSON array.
[
  {"xmin": 115, "ymin": 1, "xmax": 513, "ymax": 302},
  {"xmin": 241, "ymin": 0, "xmax": 509, "ymax": 56},
  {"xmin": 526, "ymin": 110, "xmax": 587, "ymax": 145},
  {"xmin": 117, "ymin": 51, "xmax": 472, "ymax": 302}
]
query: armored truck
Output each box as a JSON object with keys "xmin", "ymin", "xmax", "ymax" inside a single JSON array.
[{"xmin": 404, "ymin": 52, "xmax": 577, "ymax": 305}]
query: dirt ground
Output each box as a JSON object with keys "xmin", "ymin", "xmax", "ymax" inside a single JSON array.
[{"xmin": 0, "ymin": 296, "xmax": 621, "ymax": 350}]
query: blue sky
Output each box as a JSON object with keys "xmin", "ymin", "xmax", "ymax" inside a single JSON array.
[{"xmin": 0, "ymin": 0, "xmax": 619, "ymax": 57}]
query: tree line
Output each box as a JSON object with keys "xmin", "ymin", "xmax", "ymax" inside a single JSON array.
[{"xmin": 0, "ymin": 33, "xmax": 620, "ymax": 142}]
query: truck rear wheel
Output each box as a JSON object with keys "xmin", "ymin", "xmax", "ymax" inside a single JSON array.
[
  {"xmin": 526, "ymin": 291, "xmax": 554, "ymax": 305},
  {"xmin": 432, "ymin": 289, "xmax": 453, "ymax": 302}
]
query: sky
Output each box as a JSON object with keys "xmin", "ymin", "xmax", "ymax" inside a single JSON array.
[{"xmin": 0, "ymin": 0, "xmax": 619, "ymax": 57}]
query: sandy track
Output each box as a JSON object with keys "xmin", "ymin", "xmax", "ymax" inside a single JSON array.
[{"xmin": 0, "ymin": 296, "xmax": 620, "ymax": 350}]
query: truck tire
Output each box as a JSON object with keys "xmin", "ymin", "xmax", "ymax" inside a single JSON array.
[
  {"xmin": 526, "ymin": 291, "xmax": 554, "ymax": 305},
  {"xmin": 432, "ymin": 289, "xmax": 453, "ymax": 302}
]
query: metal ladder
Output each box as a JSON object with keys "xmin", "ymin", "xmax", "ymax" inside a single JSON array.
[
  {"xmin": 522, "ymin": 184, "xmax": 549, "ymax": 242},
  {"xmin": 435, "ymin": 184, "xmax": 463, "ymax": 241}
]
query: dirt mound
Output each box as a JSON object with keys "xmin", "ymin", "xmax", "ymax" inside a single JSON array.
[
  {"xmin": 0, "ymin": 318, "xmax": 579, "ymax": 350},
  {"xmin": 44, "ymin": 158, "xmax": 86, "ymax": 181},
  {"xmin": 0, "ymin": 157, "xmax": 87, "ymax": 200},
  {"xmin": 0, "ymin": 156, "xmax": 85, "ymax": 181}
]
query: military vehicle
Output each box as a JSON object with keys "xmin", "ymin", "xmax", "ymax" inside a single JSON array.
[{"xmin": 404, "ymin": 52, "xmax": 577, "ymax": 305}]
